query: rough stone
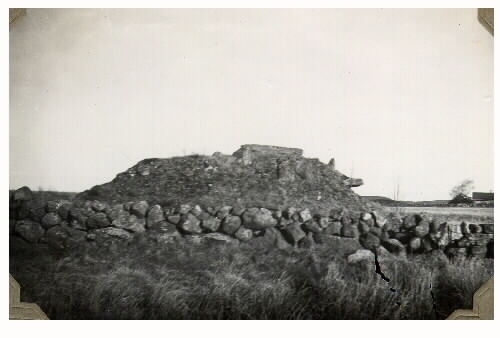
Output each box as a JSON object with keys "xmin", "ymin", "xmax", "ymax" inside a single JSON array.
[
  {"xmin": 469, "ymin": 224, "xmax": 483, "ymax": 234},
  {"xmin": 15, "ymin": 220, "xmax": 45, "ymax": 243},
  {"xmin": 91, "ymin": 200, "xmax": 107, "ymax": 212},
  {"xmin": 204, "ymin": 233, "xmax": 239, "ymax": 245},
  {"xmin": 93, "ymin": 227, "xmax": 133, "ymax": 240},
  {"xmin": 359, "ymin": 232, "xmax": 380, "ymax": 251},
  {"xmin": 13, "ymin": 186, "xmax": 33, "ymax": 201},
  {"xmin": 221, "ymin": 215, "xmax": 242, "ymax": 235},
  {"xmin": 167, "ymin": 214, "xmax": 182, "ymax": 225},
  {"xmin": 242, "ymin": 208, "xmax": 278, "ymax": 230},
  {"xmin": 41, "ymin": 212, "xmax": 62, "ymax": 229},
  {"xmin": 381, "ymin": 238, "xmax": 406, "ymax": 255},
  {"xmin": 200, "ymin": 217, "xmax": 221, "ymax": 232},
  {"xmin": 413, "ymin": 221, "xmax": 430, "ymax": 238},
  {"xmin": 216, "ymin": 206, "xmax": 233, "ymax": 219},
  {"xmin": 282, "ymin": 222, "xmax": 306, "ymax": 244},
  {"xmin": 347, "ymin": 249, "xmax": 374, "ymax": 264},
  {"xmin": 234, "ymin": 227, "xmax": 253, "ymax": 242},
  {"xmin": 87, "ymin": 212, "xmax": 110, "ymax": 229},
  {"xmin": 481, "ymin": 224, "xmax": 494, "ymax": 234},
  {"xmin": 303, "ymin": 219, "xmax": 323, "ymax": 233},
  {"xmin": 299, "ymin": 209, "xmax": 313, "ymax": 222},
  {"xmin": 57, "ymin": 202, "xmax": 72, "ymax": 220},
  {"xmin": 130, "ymin": 201, "xmax": 149, "ymax": 218},
  {"xmin": 179, "ymin": 213, "xmax": 202, "ymax": 234},
  {"xmin": 408, "ymin": 237, "xmax": 422, "ymax": 252},
  {"xmin": 324, "ymin": 221, "xmax": 342, "ymax": 236},
  {"xmin": 340, "ymin": 224, "xmax": 359, "ymax": 238},
  {"xmin": 112, "ymin": 214, "xmax": 146, "ymax": 233},
  {"xmin": 146, "ymin": 205, "xmax": 165, "ymax": 227}
]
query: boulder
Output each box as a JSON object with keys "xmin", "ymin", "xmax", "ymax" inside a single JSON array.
[
  {"xmin": 216, "ymin": 206, "xmax": 233, "ymax": 219},
  {"xmin": 413, "ymin": 221, "xmax": 430, "ymax": 237},
  {"xmin": 299, "ymin": 209, "xmax": 313, "ymax": 223},
  {"xmin": 347, "ymin": 249, "xmax": 374, "ymax": 264},
  {"xmin": 15, "ymin": 220, "xmax": 45, "ymax": 243},
  {"xmin": 329, "ymin": 208, "xmax": 344, "ymax": 221},
  {"xmin": 303, "ymin": 220, "xmax": 323, "ymax": 233},
  {"xmin": 204, "ymin": 233, "xmax": 239, "ymax": 245},
  {"xmin": 46, "ymin": 225, "xmax": 86, "ymax": 251},
  {"xmin": 92, "ymin": 227, "xmax": 133, "ymax": 241},
  {"xmin": 298, "ymin": 232, "xmax": 315, "ymax": 249},
  {"xmin": 234, "ymin": 227, "xmax": 253, "ymax": 242},
  {"xmin": 318, "ymin": 217, "xmax": 330, "ymax": 229},
  {"xmin": 324, "ymin": 221, "xmax": 342, "ymax": 236},
  {"xmin": 369, "ymin": 227, "xmax": 383, "ymax": 238},
  {"xmin": 179, "ymin": 213, "xmax": 202, "ymax": 234},
  {"xmin": 481, "ymin": 224, "xmax": 494, "ymax": 234},
  {"xmin": 408, "ymin": 237, "xmax": 421, "ymax": 252},
  {"xmin": 46, "ymin": 200, "xmax": 63, "ymax": 213},
  {"xmin": 341, "ymin": 216, "xmax": 352, "ymax": 226},
  {"xmin": 41, "ymin": 212, "xmax": 62, "ymax": 229},
  {"xmin": 221, "ymin": 215, "xmax": 242, "ymax": 235},
  {"xmin": 282, "ymin": 222, "xmax": 306, "ymax": 244},
  {"xmin": 146, "ymin": 205, "xmax": 165, "ymax": 227},
  {"xmin": 470, "ymin": 246, "xmax": 488, "ymax": 258},
  {"xmin": 148, "ymin": 221, "xmax": 179, "ymax": 235},
  {"xmin": 130, "ymin": 201, "xmax": 149, "ymax": 218},
  {"xmin": 381, "ymin": 238, "xmax": 406, "ymax": 255},
  {"xmin": 231, "ymin": 204, "xmax": 246, "ymax": 217},
  {"xmin": 90, "ymin": 200, "xmax": 107, "ymax": 212},
  {"xmin": 372, "ymin": 211, "xmax": 387, "ymax": 227},
  {"xmin": 167, "ymin": 214, "xmax": 182, "ymax": 225},
  {"xmin": 106, "ymin": 204, "xmax": 126, "ymax": 221},
  {"xmin": 469, "ymin": 224, "xmax": 483, "ymax": 234},
  {"xmin": 177, "ymin": 204, "xmax": 192, "ymax": 214},
  {"xmin": 191, "ymin": 205, "xmax": 203, "ymax": 217},
  {"xmin": 112, "ymin": 214, "xmax": 146, "ymax": 233},
  {"xmin": 200, "ymin": 217, "xmax": 221, "ymax": 232},
  {"xmin": 255, "ymin": 227, "xmax": 291, "ymax": 250},
  {"xmin": 340, "ymin": 224, "xmax": 359, "ymax": 238},
  {"xmin": 57, "ymin": 202, "xmax": 72, "ymax": 220},
  {"xmin": 357, "ymin": 221, "xmax": 371, "ymax": 234},
  {"xmin": 359, "ymin": 232, "xmax": 381, "ymax": 251},
  {"xmin": 282, "ymin": 207, "xmax": 297, "ymax": 220},
  {"xmin": 27, "ymin": 201, "xmax": 48, "ymax": 222},
  {"xmin": 467, "ymin": 233, "xmax": 493, "ymax": 246},
  {"xmin": 242, "ymin": 208, "xmax": 278, "ymax": 230},
  {"xmin": 402, "ymin": 215, "xmax": 418, "ymax": 229},
  {"xmin": 13, "ymin": 186, "xmax": 33, "ymax": 201},
  {"xmin": 87, "ymin": 212, "xmax": 110, "ymax": 229}
]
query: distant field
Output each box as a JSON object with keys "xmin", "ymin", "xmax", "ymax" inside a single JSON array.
[{"xmin": 385, "ymin": 207, "xmax": 494, "ymax": 223}]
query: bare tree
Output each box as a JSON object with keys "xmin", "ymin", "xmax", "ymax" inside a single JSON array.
[{"xmin": 450, "ymin": 179, "xmax": 475, "ymax": 198}]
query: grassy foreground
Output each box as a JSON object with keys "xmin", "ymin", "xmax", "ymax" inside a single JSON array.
[{"xmin": 9, "ymin": 234, "xmax": 493, "ymax": 320}]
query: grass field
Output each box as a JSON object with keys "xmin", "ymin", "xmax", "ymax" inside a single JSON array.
[
  {"xmin": 9, "ymin": 232, "xmax": 493, "ymax": 320},
  {"xmin": 385, "ymin": 207, "xmax": 494, "ymax": 223}
]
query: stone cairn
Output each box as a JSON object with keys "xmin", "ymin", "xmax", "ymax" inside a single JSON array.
[{"xmin": 10, "ymin": 186, "xmax": 494, "ymax": 262}]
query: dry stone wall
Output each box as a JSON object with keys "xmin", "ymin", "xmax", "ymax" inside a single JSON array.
[{"xmin": 9, "ymin": 189, "xmax": 494, "ymax": 261}]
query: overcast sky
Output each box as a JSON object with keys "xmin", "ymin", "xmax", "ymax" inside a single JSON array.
[{"xmin": 10, "ymin": 8, "xmax": 493, "ymax": 200}]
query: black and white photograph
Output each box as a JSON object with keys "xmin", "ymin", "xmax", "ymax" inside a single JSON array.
[{"xmin": 8, "ymin": 7, "xmax": 494, "ymax": 320}]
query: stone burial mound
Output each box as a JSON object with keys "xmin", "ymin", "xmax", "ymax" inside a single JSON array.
[
  {"xmin": 76, "ymin": 144, "xmax": 369, "ymax": 216},
  {"xmin": 9, "ymin": 144, "xmax": 494, "ymax": 262}
]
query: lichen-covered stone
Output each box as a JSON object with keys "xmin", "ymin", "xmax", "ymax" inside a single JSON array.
[{"xmin": 234, "ymin": 227, "xmax": 253, "ymax": 242}]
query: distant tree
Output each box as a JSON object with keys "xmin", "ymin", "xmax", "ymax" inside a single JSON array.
[
  {"xmin": 448, "ymin": 193, "xmax": 473, "ymax": 206},
  {"xmin": 450, "ymin": 179, "xmax": 474, "ymax": 199}
]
